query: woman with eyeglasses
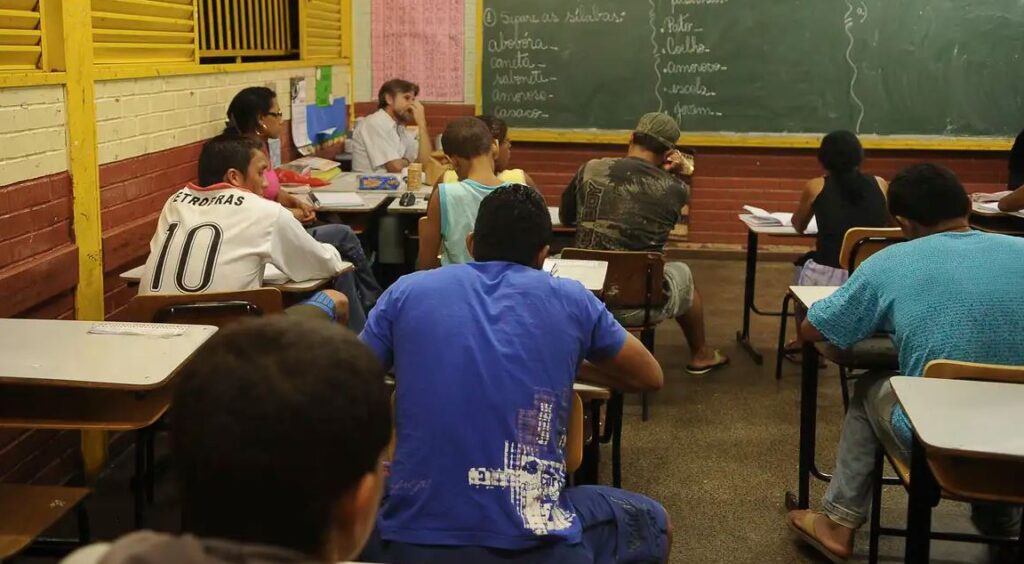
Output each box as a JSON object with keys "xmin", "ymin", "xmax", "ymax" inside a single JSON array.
[{"xmin": 224, "ymin": 87, "xmax": 382, "ymax": 331}]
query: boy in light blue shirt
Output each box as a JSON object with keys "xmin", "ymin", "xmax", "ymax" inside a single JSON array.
[
  {"xmin": 788, "ymin": 164, "xmax": 1024, "ymax": 561},
  {"xmin": 360, "ymin": 185, "xmax": 670, "ymax": 563},
  {"xmin": 417, "ymin": 117, "xmax": 509, "ymax": 268}
]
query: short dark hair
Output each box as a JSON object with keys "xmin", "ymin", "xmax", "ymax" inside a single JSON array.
[
  {"xmin": 631, "ymin": 132, "xmax": 673, "ymax": 159},
  {"xmin": 888, "ymin": 164, "xmax": 970, "ymax": 227},
  {"xmin": 472, "ymin": 184, "xmax": 552, "ymax": 266},
  {"xmin": 225, "ymin": 86, "xmax": 276, "ymax": 135},
  {"xmin": 197, "ymin": 134, "xmax": 262, "ymax": 187},
  {"xmin": 476, "ymin": 115, "xmax": 509, "ymax": 143},
  {"xmin": 817, "ymin": 130, "xmax": 864, "ymax": 174},
  {"xmin": 377, "ymin": 78, "xmax": 419, "ymax": 109},
  {"xmin": 172, "ymin": 317, "xmax": 390, "ymax": 556},
  {"xmin": 441, "ymin": 117, "xmax": 494, "ymax": 160}
]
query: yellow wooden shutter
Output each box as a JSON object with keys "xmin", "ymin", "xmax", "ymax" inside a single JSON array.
[
  {"xmin": 91, "ymin": 0, "xmax": 197, "ymax": 64},
  {"xmin": 0, "ymin": 0, "xmax": 43, "ymax": 70},
  {"xmin": 301, "ymin": 0, "xmax": 343, "ymax": 60}
]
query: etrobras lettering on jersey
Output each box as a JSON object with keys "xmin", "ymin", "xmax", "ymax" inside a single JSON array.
[{"xmin": 170, "ymin": 190, "xmax": 246, "ymax": 207}]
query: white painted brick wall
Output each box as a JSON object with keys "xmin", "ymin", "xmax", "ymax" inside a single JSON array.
[
  {"xmin": 0, "ymin": 85, "xmax": 68, "ymax": 187},
  {"xmin": 95, "ymin": 65, "xmax": 350, "ymax": 164}
]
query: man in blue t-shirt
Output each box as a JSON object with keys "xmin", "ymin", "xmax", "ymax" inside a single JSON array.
[
  {"xmin": 359, "ymin": 184, "xmax": 669, "ymax": 562},
  {"xmin": 788, "ymin": 164, "xmax": 1024, "ymax": 561}
]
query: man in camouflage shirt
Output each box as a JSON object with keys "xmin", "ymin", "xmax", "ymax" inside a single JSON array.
[{"xmin": 560, "ymin": 113, "xmax": 727, "ymax": 374}]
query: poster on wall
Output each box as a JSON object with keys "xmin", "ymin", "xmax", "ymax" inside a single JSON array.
[{"xmin": 371, "ymin": 0, "xmax": 464, "ymax": 102}]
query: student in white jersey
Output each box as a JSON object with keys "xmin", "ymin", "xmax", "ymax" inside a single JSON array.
[
  {"xmin": 350, "ymin": 79, "xmax": 432, "ymax": 173},
  {"xmin": 140, "ymin": 135, "xmax": 350, "ymax": 323}
]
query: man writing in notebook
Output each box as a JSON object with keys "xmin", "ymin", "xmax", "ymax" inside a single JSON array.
[
  {"xmin": 350, "ymin": 78, "xmax": 432, "ymax": 174},
  {"xmin": 140, "ymin": 135, "xmax": 353, "ymax": 324},
  {"xmin": 559, "ymin": 112, "xmax": 727, "ymax": 375},
  {"xmin": 359, "ymin": 185, "xmax": 671, "ymax": 562},
  {"xmin": 788, "ymin": 164, "xmax": 1024, "ymax": 562}
]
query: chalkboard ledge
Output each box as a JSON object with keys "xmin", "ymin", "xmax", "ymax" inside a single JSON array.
[{"xmin": 506, "ymin": 129, "xmax": 1013, "ymax": 151}]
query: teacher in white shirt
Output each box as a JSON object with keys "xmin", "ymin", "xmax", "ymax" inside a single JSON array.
[{"xmin": 351, "ymin": 79, "xmax": 432, "ymax": 173}]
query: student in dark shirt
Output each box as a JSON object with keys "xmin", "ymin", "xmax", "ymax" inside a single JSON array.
[
  {"xmin": 560, "ymin": 113, "xmax": 727, "ymax": 374},
  {"xmin": 785, "ymin": 131, "xmax": 889, "ymax": 358},
  {"xmin": 996, "ymin": 127, "xmax": 1024, "ymax": 212}
]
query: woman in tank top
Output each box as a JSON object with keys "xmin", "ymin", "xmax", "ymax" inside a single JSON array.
[{"xmin": 785, "ymin": 131, "xmax": 889, "ymax": 358}]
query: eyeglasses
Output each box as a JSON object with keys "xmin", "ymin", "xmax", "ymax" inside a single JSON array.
[{"xmin": 266, "ymin": 111, "xmax": 283, "ymax": 118}]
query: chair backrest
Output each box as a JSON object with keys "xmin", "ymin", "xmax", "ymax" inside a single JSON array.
[
  {"xmin": 124, "ymin": 289, "xmax": 283, "ymax": 328},
  {"xmin": 839, "ymin": 227, "xmax": 905, "ymax": 272},
  {"xmin": 923, "ymin": 359, "xmax": 1024, "ymax": 384},
  {"xmin": 560, "ymin": 248, "xmax": 666, "ymax": 313}
]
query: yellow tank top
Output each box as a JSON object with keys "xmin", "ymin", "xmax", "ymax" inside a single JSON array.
[{"xmin": 441, "ymin": 168, "xmax": 528, "ymax": 185}]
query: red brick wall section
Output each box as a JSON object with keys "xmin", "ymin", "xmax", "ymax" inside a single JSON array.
[
  {"xmin": 0, "ymin": 171, "xmax": 79, "ymax": 486},
  {"xmin": 512, "ymin": 143, "xmax": 1010, "ymax": 247}
]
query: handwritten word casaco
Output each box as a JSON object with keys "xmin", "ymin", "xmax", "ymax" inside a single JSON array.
[{"xmin": 495, "ymin": 107, "xmax": 549, "ymax": 119}]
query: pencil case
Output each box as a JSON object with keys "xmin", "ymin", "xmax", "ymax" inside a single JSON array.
[{"xmin": 359, "ymin": 175, "xmax": 402, "ymax": 191}]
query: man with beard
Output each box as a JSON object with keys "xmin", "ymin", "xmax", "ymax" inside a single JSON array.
[{"xmin": 351, "ymin": 78, "xmax": 432, "ymax": 174}]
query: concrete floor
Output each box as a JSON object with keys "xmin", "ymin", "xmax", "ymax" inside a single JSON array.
[{"xmin": 26, "ymin": 258, "xmax": 1001, "ymax": 563}]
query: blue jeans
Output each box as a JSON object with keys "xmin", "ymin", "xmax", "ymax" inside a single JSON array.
[
  {"xmin": 360, "ymin": 486, "xmax": 669, "ymax": 563},
  {"xmin": 307, "ymin": 224, "xmax": 381, "ymax": 332},
  {"xmin": 823, "ymin": 374, "xmax": 1022, "ymax": 537}
]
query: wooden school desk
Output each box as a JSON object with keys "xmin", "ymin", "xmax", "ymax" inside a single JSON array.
[
  {"xmin": 735, "ymin": 214, "xmax": 815, "ymax": 364},
  {"xmin": 782, "ymin": 285, "xmax": 841, "ymax": 511},
  {"xmin": 969, "ymin": 201, "xmax": 1024, "ymax": 236},
  {"xmin": 120, "ymin": 263, "xmax": 349, "ymax": 293},
  {"xmin": 892, "ymin": 377, "xmax": 1024, "ymax": 561},
  {"xmin": 0, "ymin": 320, "xmax": 215, "ymax": 457}
]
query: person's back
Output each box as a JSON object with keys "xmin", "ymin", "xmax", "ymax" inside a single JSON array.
[
  {"xmin": 811, "ymin": 173, "xmax": 888, "ymax": 268},
  {"xmin": 140, "ymin": 135, "xmax": 343, "ymax": 295},
  {"xmin": 361, "ymin": 185, "xmax": 669, "ymax": 562},
  {"xmin": 815, "ymin": 230, "xmax": 1024, "ymax": 375},
  {"xmin": 569, "ymin": 156, "xmax": 687, "ymax": 252},
  {"xmin": 419, "ymin": 117, "xmax": 507, "ymax": 268}
]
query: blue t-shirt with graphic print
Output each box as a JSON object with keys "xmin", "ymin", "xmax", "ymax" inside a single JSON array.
[
  {"xmin": 359, "ymin": 261, "xmax": 627, "ymax": 550},
  {"xmin": 807, "ymin": 231, "xmax": 1024, "ymax": 442}
]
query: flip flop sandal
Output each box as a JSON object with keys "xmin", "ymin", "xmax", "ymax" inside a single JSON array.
[
  {"xmin": 685, "ymin": 350, "xmax": 729, "ymax": 375},
  {"xmin": 786, "ymin": 512, "xmax": 850, "ymax": 563}
]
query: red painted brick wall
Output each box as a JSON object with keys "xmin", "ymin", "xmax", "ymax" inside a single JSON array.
[{"xmin": 0, "ymin": 171, "xmax": 79, "ymax": 484}]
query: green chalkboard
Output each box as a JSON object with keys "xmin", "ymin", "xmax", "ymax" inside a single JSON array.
[{"xmin": 480, "ymin": 0, "xmax": 1024, "ymax": 139}]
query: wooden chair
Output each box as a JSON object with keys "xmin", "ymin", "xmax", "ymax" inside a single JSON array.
[
  {"xmin": 774, "ymin": 227, "xmax": 906, "ymax": 391},
  {"xmin": 120, "ymin": 289, "xmax": 283, "ymax": 527},
  {"xmin": 125, "ymin": 288, "xmax": 283, "ymax": 328},
  {"xmin": 561, "ymin": 248, "xmax": 666, "ymax": 488},
  {"xmin": 867, "ymin": 360, "xmax": 1024, "ymax": 562},
  {"xmin": 0, "ymin": 484, "xmax": 90, "ymax": 561}
]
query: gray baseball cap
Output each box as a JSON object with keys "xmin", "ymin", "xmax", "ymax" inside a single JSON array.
[{"xmin": 635, "ymin": 112, "xmax": 681, "ymax": 149}]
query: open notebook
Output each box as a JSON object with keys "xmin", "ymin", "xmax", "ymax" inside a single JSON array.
[
  {"xmin": 742, "ymin": 205, "xmax": 818, "ymax": 233},
  {"xmin": 972, "ymin": 191, "xmax": 1024, "ymax": 218},
  {"xmin": 311, "ymin": 192, "xmax": 364, "ymax": 208}
]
